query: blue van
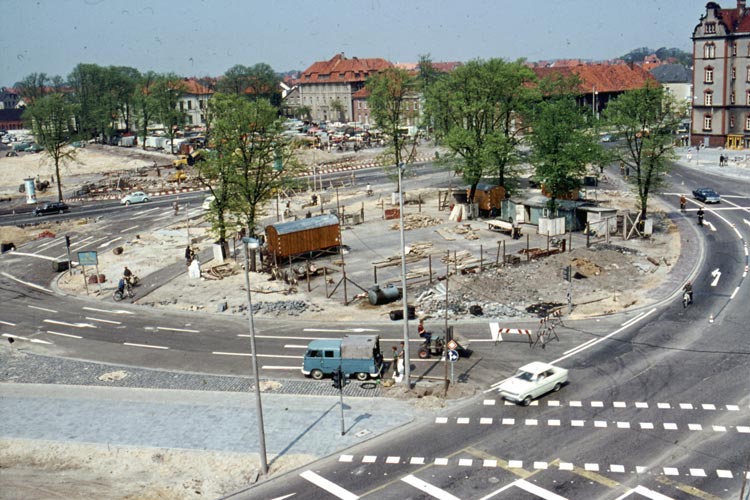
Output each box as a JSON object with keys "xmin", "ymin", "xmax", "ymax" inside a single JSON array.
[{"xmin": 302, "ymin": 335, "xmax": 383, "ymax": 381}]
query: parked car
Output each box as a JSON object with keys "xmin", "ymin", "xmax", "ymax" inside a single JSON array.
[
  {"xmin": 201, "ymin": 195, "xmax": 215, "ymax": 210},
  {"xmin": 120, "ymin": 191, "xmax": 150, "ymax": 205},
  {"xmin": 33, "ymin": 201, "xmax": 69, "ymax": 216},
  {"xmin": 497, "ymin": 361, "xmax": 569, "ymax": 406},
  {"xmin": 692, "ymin": 187, "xmax": 721, "ymax": 204}
]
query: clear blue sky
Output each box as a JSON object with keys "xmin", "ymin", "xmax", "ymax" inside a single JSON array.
[{"xmin": 1, "ymin": 0, "xmax": 706, "ymax": 87}]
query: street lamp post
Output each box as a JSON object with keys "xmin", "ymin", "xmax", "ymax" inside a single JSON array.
[
  {"xmin": 242, "ymin": 237, "xmax": 268, "ymax": 475},
  {"xmin": 397, "ymin": 163, "xmax": 410, "ymax": 386}
]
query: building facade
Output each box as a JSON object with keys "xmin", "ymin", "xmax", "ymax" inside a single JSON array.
[
  {"xmin": 177, "ymin": 79, "xmax": 213, "ymax": 128},
  {"xmin": 692, "ymin": 1, "xmax": 750, "ymax": 149},
  {"xmin": 297, "ymin": 53, "xmax": 392, "ymax": 123}
]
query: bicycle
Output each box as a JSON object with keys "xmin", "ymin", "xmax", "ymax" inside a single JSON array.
[{"xmin": 113, "ymin": 281, "xmax": 135, "ymax": 301}]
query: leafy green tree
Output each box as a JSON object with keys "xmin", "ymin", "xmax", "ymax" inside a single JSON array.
[
  {"xmin": 195, "ymin": 148, "xmax": 235, "ymax": 245},
  {"xmin": 151, "ymin": 74, "xmax": 187, "ymax": 154},
  {"xmin": 530, "ymin": 93, "xmax": 603, "ymax": 212},
  {"xmin": 207, "ymin": 93, "xmax": 301, "ymax": 239},
  {"xmin": 425, "ymin": 58, "xmax": 538, "ymax": 200},
  {"xmin": 604, "ymin": 83, "xmax": 684, "ymax": 222},
  {"xmin": 219, "ymin": 63, "xmax": 281, "ymax": 105},
  {"xmin": 417, "ymin": 54, "xmax": 442, "ymax": 92},
  {"xmin": 24, "ymin": 93, "xmax": 77, "ymax": 201},
  {"xmin": 17, "ymin": 73, "xmax": 54, "ymax": 102},
  {"xmin": 367, "ymin": 67, "xmax": 420, "ymax": 190},
  {"xmin": 134, "ymin": 71, "xmax": 159, "ymax": 150}
]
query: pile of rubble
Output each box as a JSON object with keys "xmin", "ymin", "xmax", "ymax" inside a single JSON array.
[
  {"xmin": 415, "ymin": 283, "xmax": 529, "ymax": 320},
  {"xmin": 235, "ymin": 300, "xmax": 324, "ymax": 317},
  {"xmin": 390, "ymin": 213, "xmax": 442, "ymax": 231}
]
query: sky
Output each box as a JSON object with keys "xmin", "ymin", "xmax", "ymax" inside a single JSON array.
[{"xmin": 1, "ymin": 0, "xmax": 709, "ymax": 87}]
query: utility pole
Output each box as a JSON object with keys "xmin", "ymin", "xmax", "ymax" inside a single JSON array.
[{"xmin": 397, "ymin": 163, "xmax": 410, "ymax": 386}]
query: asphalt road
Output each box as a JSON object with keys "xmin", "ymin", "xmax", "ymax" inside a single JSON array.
[{"xmin": 1, "ymin": 154, "xmax": 749, "ymax": 499}]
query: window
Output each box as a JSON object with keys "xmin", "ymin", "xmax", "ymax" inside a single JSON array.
[
  {"xmin": 747, "ymin": 66, "xmax": 750, "ymax": 81},
  {"xmin": 730, "ymin": 115, "xmax": 736, "ymax": 128},
  {"xmin": 731, "ymin": 91, "xmax": 736, "ymax": 104},
  {"xmin": 187, "ymin": 100, "xmax": 192, "ymax": 110},
  {"xmin": 746, "ymin": 115, "xmax": 750, "ymax": 130},
  {"xmin": 704, "ymin": 43, "xmax": 716, "ymax": 59},
  {"xmin": 746, "ymin": 90, "xmax": 750, "ymax": 105},
  {"xmin": 705, "ymin": 22, "xmax": 716, "ymax": 34},
  {"xmin": 704, "ymin": 114, "xmax": 712, "ymax": 130},
  {"xmin": 704, "ymin": 67, "xmax": 714, "ymax": 83},
  {"xmin": 324, "ymin": 350, "xmax": 335, "ymax": 358},
  {"xmin": 704, "ymin": 91, "xmax": 713, "ymax": 106},
  {"xmin": 179, "ymin": 101, "xmax": 184, "ymax": 111},
  {"xmin": 732, "ymin": 66, "xmax": 737, "ymax": 80},
  {"xmin": 733, "ymin": 42, "xmax": 738, "ymax": 56}
]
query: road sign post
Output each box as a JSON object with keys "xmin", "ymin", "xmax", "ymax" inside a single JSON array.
[{"xmin": 447, "ymin": 349, "xmax": 459, "ymax": 385}]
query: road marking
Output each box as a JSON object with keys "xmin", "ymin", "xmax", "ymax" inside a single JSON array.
[
  {"xmin": 6, "ymin": 251, "xmax": 58, "ymax": 261},
  {"xmin": 123, "ymin": 342, "xmax": 168, "ymax": 350},
  {"xmin": 711, "ymin": 268, "xmax": 721, "ymax": 286},
  {"xmin": 120, "ymin": 225, "xmax": 139, "ymax": 233},
  {"xmin": 283, "ymin": 344, "xmax": 308, "ymax": 349},
  {"xmin": 0, "ymin": 320, "xmax": 16, "ymax": 326},
  {"xmin": 563, "ymin": 338, "xmax": 597, "ymax": 354},
  {"xmin": 2, "ymin": 333, "xmax": 52, "ymax": 344},
  {"xmin": 402, "ymin": 474, "xmax": 461, "ymax": 500},
  {"xmin": 300, "ymin": 470, "xmax": 359, "ymax": 500},
  {"xmin": 705, "ymin": 221, "xmax": 716, "ymax": 231},
  {"xmin": 98, "ymin": 237, "xmax": 122, "ymax": 248},
  {"xmin": 82, "ymin": 306, "xmax": 134, "ymax": 315},
  {"xmin": 514, "ymin": 479, "xmax": 569, "ymax": 500},
  {"xmin": 1, "ymin": 272, "xmax": 53, "ymax": 293},
  {"xmin": 554, "ymin": 308, "xmax": 656, "ymax": 363},
  {"xmin": 731, "ymin": 286, "xmax": 740, "ymax": 299},
  {"xmin": 261, "ymin": 365, "xmax": 299, "ymax": 371},
  {"xmin": 156, "ymin": 326, "xmax": 200, "ymax": 333},
  {"xmin": 28, "ymin": 305, "xmax": 58, "ymax": 313},
  {"xmin": 303, "ymin": 328, "xmax": 379, "ymax": 333},
  {"xmin": 621, "ymin": 311, "xmax": 646, "ymax": 327},
  {"xmin": 85, "ymin": 316, "xmax": 122, "ymax": 325},
  {"xmin": 213, "ymin": 351, "xmax": 252, "ymax": 357},
  {"xmin": 615, "ymin": 485, "xmax": 675, "ymax": 500},
  {"xmin": 43, "ymin": 319, "xmax": 96, "ymax": 328},
  {"xmin": 46, "ymin": 330, "xmax": 82, "ymax": 339}
]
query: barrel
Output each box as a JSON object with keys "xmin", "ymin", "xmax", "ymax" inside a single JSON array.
[{"xmin": 368, "ymin": 284, "xmax": 400, "ymax": 305}]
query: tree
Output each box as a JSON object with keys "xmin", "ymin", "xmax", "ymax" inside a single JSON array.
[
  {"xmin": 330, "ymin": 98, "xmax": 346, "ymax": 123},
  {"xmin": 604, "ymin": 83, "xmax": 684, "ymax": 222},
  {"xmin": 530, "ymin": 93, "xmax": 603, "ymax": 212},
  {"xmin": 425, "ymin": 58, "xmax": 538, "ymax": 200},
  {"xmin": 367, "ymin": 67, "xmax": 420, "ymax": 190},
  {"xmin": 24, "ymin": 93, "xmax": 77, "ymax": 201},
  {"xmin": 134, "ymin": 71, "xmax": 159, "ymax": 150},
  {"xmin": 296, "ymin": 105, "xmax": 311, "ymax": 121},
  {"xmin": 207, "ymin": 94, "xmax": 301, "ymax": 240},
  {"xmin": 219, "ymin": 63, "xmax": 281, "ymax": 105},
  {"xmin": 17, "ymin": 73, "xmax": 54, "ymax": 102},
  {"xmin": 151, "ymin": 74, "xmax": 187, "ymax": 154}
]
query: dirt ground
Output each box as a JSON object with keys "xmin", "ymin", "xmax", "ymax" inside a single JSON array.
[{"xmin": 1, "ymin": 146, "xmax": 682, "ymax": 499}]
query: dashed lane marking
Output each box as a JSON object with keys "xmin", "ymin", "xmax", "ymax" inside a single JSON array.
[
  {"xmin": 155, "ymin": 326, "xmax": 199, "ymax": 333},
  {"xmin": 82, "ymin": 306, "xmax": 134, "ymax": 315},
  {"xmin": 6, "ymin": 251, "xmax": 58, "ymax": 261},
  {"xmin": 0, "ymin": 272, "xmax": 53, "ymax": 293},
  {"xmin": 0, "ymin": 320, "xmax": 16, "ymax": 326},
  {"xmin": 46, "ymin": 330, "xmax": 82, "ymax": 339},
  {"xmin": 43, "ymin": 319, "xmax": 95, "ymax": 328},
  {"xmin": 123, "ymin": 342, "xmax": 168, "ymax": 350},
  {"xmin": 490, "ymin": 398, "xmax": 745, "ymax": 411},
  {"xmin": 28, "ymin": 305, "xmax": 58, "ymax": 313},
  {"xmin": 85, "ymin": 316, "xmax": 122, "ymax": 325},
  {"xmin": 1, "ymin": 333, "xmax": 52, "ymax": 344}
]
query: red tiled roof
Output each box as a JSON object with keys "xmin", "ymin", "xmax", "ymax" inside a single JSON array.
[
  {"xmin": 181, "ymin": 78, "xmax": 214, "ymax": 95},
  {"xmin": 532, "ymin": 64, "xmax": 657, "ymax": 93},
  {"xmin": 352, "ymin": 88, "xmax": 370, "ymax": 99},
  {"xmin": 301, "ymin": 53, "xmax": 392, "ymax": 84}
]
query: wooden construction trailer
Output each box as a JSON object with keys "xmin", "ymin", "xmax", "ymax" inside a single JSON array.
[{"xmin": 265, "ymin": 214, "xmax": 341, "ymax": 259}]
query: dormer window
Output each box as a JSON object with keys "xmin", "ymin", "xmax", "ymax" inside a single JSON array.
[{"xmin": 705, "ymin": 22, "xmax": 716, "ymax": 34}]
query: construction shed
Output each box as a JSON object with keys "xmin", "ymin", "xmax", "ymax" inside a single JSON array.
[
  {"xmin": 468, "ymin": 183, "xmax": 505, "ymax": 213},
  {"xmin": 265, "ymin": 214, "xmax": 341, "ymax": 259}
]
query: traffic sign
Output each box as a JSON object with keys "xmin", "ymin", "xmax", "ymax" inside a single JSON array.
[
  {"xmin": 447, "ymin": 349, "xmax": 459, "ymax": 362},
  {"xmin": 447, "ymin": 339, "xmax": 458, "ymax": 351}
]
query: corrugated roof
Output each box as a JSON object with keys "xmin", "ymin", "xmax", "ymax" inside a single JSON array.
[{"xmin": 268, "ymin": 214, "xmax": 339, "ymax": 235}]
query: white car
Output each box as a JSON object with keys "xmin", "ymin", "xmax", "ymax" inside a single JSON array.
[
  {"xmin": 201, "ymin": 195, "xmax": 215, "ymax": 210},
  {"xmin": 497, "ymin": 361, "xmax": 569, "ymax": 406},
  {"xmin": 120, "ymin": 191, "xmax": 150, "ymax": 205}
]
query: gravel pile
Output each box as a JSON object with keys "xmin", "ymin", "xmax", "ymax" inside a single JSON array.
[{"xmin": 235, "ymin": 300, "xmax": 324, "ymax": 316}]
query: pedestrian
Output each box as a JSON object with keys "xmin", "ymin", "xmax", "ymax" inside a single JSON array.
[
  {"xmin": 173, "ymin": 201, "xmax": 179, "ymax": 215},
  {"xmin": 311, "ymin": 193, "xmax": 318, "ymax": 206},
  {"xmin": 719, "ymin": 155, "xmax": 724, "ymax": 166},
  {"xmin": 185, "ymin": 245, "xmax": 194, "ymax": 266},
  {"xmin": 391, "ymin": 346, "xmax": 400, "ymax": 377},
  {"xmin": 398, "ymin": 341, "xmax": 405, "ymax": 377}
]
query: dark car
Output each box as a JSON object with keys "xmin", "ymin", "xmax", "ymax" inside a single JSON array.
[
  {"xmin": 33, "ymin": 201, "xmax": 69, "ymax": 216},
  {"xmin": 692, "ymin": 188, "xmax": 721, "ymax": 204}
]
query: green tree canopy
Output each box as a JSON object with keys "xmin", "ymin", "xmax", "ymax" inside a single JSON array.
[
  {"xmin": 24, "ymin": 93, "xmax": 78, "ymax": 201},
  {"xmin": 603, "ymin": 83, "xmax": 684, "ymax": 222}
]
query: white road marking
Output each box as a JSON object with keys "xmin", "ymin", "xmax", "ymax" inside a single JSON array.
[
  {"xmin": 260, "ymin": 366, "xmax": 300, "ymax": 371},
  {"xmin": 640, "ymin": 422, "xmax": 654, "ymax": 429},
  {"xmin": 690, "ymin": 468, "xmax": 707, "ymax": 477},
  {"xmin": 435, "ymin": 417, "xmax": 448, "ymax": 424},
  {"xmin": 0, "ymin": 320, "xmax": 16, "ymax": 326},
  {"xmin": 663, "ymin": 467, "xmax": 679, "ymax": 476},
  {"xmin": 120, "ymin": 225, "xmax": 139, "ymax": 233},
  {"xmin": 300, "ymin": 470, "xmax": 359, "ymax": 500},
  {"xmin": 156, "ymin": 326, "xmax": 200, "ymax": 333},
  {"xmin": 563, "ymin": 338, "xmax": 597, "ymax": 354},
  {"xmin": 402, "ymin": 474, "xmax": 460, "ymax": 500},
  {"xmin": 410, "ymin": 457, "xmax": 425, "ymax": 464},
  {"xmin": 663, "ymin": 423, "xmax": 678, "ymax": 430},
  {"xmin": 6, "ymin": 251, "xmax": 58, "ymax": 261},
  {"xmin": 1, "ymin": 272, "xmax": 53, "ymax": 293},
  {"xmin": 98, "ymin": 237, "xmax": 122, "ymax": 248},
  {"xmin": 85, "ymin": 316, "xmax": 122, "ymax": 325},
  {"xmin": 717, "ymin": 469, "xmax": 733, "ymax": 478},
  {"xmin": 213, "ymin": 352, "xmax": 251, "ymax": 357},
  {"xmin": 689, "ymin": 424, "xmax": 703, "ymax": 430},
  {"xmin": 711, "ymin": 268, "xmax": 721, "ymax": 287},
  {"xmin": 46, "ymin": 330, "xmax": 82, "ymax": 339},
  {"xmin": 43, "ymin": 319, "xmax": 96, "ymax": 328},
  {"xmin": 35, "ymin": 237, "xmax": 66, "ymax": 252},
  {"xmin": 621, "ymin": 311, "xmax": 646, "ymax": 327},
  {"xmin": 2, "ymin": 333, "xmax": 52, "ymax": 344},
  {"xmin": 123, "ymin": 342, "xmax": 168, "ymax": 350},
  {"xmin": 554, "ymin": 308, "xmax": 656, "ymax": 363},
  {"xmin": 703, "ymin": 403, "xmax": 717, "ymax": 410},
  {"xmin": 303, "ymin": 328, "xmax": 379, "ymax": 333},
  {"xmin": 616, "ymin": 485, "xmax": 674, "ymax": 500},
  {"xmin": 731, "ymin": 286, "xmax": 740, "ymax": 299},
  {"xmin": 338, "ymin": 455, "xmax": 353, "ymax": 462},
  {"xmin": 28, "ymin": 305, "xmax": 58, "ymax": 313},
  {"xmin": 82, "ymin": 306, "xmax": 134, "ymax": 315},
  {"xmin": 283, "ymin": 344, "xmax": 308, "ymax": 349},
  {"xmin": 534, "ymin": 461, "xmax": 548, "ymax": 469},
  {"xmin": 386, "ymin": 456, "xmax": 401, "ymax": 464},
  {"xmin": 514, "ymin": 479, "xmax": 569, "ymax": 500},
  {"xmin": 705, "ymin": 221, "xmax": 717, "ymax": 231}
]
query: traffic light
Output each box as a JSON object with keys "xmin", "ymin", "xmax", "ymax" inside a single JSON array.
[
  {"xmin": 562, "ymin": 266, "xmax": 571, "ymax": 282},
  {"xmin": 332, "ymin": 369, "xmax": 341, "ymax": 390},
  {"xmin": 341, "ymin": 371, "xmax": 350, "ymax": 387}
]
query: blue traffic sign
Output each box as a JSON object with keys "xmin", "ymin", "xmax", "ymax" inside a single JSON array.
[{"xmin": 447, "ymin": 349, "xmax": 459, "ymax": 362}]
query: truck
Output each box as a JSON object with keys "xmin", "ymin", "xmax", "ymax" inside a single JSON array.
[{"xmin": 302, "ymin": 334, "xmax": 383, "ymax": 381}]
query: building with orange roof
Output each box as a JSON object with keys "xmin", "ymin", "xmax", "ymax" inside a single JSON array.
[
  {"xmin": 176, "ymin": 78, "xmax": 214, "ymax": 128},
  {"xmin": 692, "ymin": 1, "xmax": 750, "ymax": 149},
  {"xmin": 297, "ymin": 53, "xmax": 392, "ymax": 122},
  {"xmin": 532, "ymin": 63, "xmax": 657, "ymax": 119}
]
